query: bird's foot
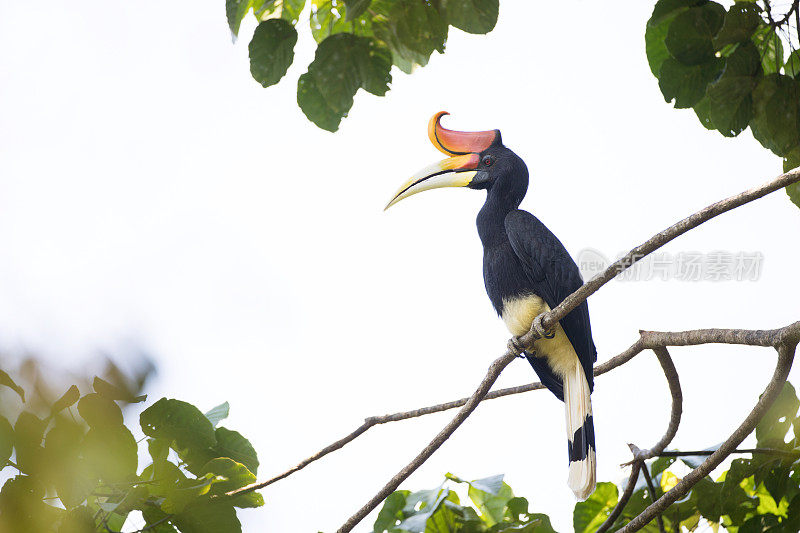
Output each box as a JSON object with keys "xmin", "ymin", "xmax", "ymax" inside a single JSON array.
[
  {"xmin": 532, "ymin": 315, "xmax": 556, "ymax": 339},
  {"xmin": 508, "ymin": 336, "xmax": 527, "ymax": 356}
]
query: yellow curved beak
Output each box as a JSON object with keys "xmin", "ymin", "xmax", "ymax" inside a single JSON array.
[{"xmin": 384, "ymin": 154, "xmax": 480, "ymax": 210}]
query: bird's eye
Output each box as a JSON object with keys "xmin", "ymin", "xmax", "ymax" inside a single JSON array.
[{"xmin": 482, "ymin": 156, "xmax": 494, "ymax": 167}]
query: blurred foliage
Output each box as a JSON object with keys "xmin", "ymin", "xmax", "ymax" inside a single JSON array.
[
  {"xmin": 375, "ymin": 381, "xmax": 800, "ymax": 532},
  {"xmin": 230, "ymin": 0, "xmax": 499, "ymax": 131},
  {"xmin": 645, "ymin": 0, "xmax": 800, "ymax": 208},
  {"xmin": 0, "ymin": 359, "xmax": 261, "ymax": 532}
]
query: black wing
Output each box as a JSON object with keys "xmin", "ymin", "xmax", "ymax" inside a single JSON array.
[{"xmin": 504, "ymin": 209, "xmax": 597, "ymax": 391}]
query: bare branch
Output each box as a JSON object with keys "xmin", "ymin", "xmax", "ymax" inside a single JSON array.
[
  {"xmin": 224, "ymin": 322, "xmax": 799, "ymax": 505},
  {"xmin": 535, "ymin": 167, "xmax": 800, "ymax": 335},
  {"xmin": 657, "ymin": 448, "xmax": 800, "ymax": 458},
  {"xmin": 336, "ymin": 350, "xmax": 519, "ymax": 533},
  {"xmin": 642, "ymin": 347, "xmax": 683, "ymax": 460},
  {"xmin": 618, "ymin": 341, "xmax": 798, "ymax": 532}
]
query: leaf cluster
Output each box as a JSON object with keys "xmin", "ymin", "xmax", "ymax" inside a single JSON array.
[
  {"xmin": 229, "ymin": 0, "xmax": 499, "ymax": 131},
  {"xmin": 645, "ymin": 0, "xmax": 800, "ymax": 208},
  {"xmin": 372, "ymin": 472, "xmax": 556, "ymax": 532},
  {"xmin": 0, "ymin": 369, "xmax": 261, "ymax": 533}
]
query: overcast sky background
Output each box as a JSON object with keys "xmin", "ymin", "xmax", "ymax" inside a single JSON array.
[{"xmin": 1, "ymin": 1, "xmax": 800, "ymax": 531}]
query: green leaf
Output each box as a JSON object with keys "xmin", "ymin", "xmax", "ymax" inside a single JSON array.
[
  {"xmin": 646, "ymin": 13, "xmax": 675, "ymax": 77},
  {"xmin": 93, "ymin": 376, "xmax": 146, "ymax": 403},
  {"xmin": 281, "ymin": 0, "xmax": 306, "ymax": 24},
  {"xmin": 447, "ymin": 0, "xmax": 499, "ymax": 34},
  {"xmin": 213, "ymin": 427, "xmax": 259, "ymax": 476},
  {"xmin": 372, "ymin": 490, "xmax": 408, "ymax": 532},
  {"xmin": 752, "ymin": 27, "xmax": 784, "ymax": 75},
  {"xmin": 82, "ymin": 425, "xmax": 138, "ymax": 483},
  {"xmin": 298, "ymin": 33, "xmax": 392, "ymax": 131},
  {"xmin": 0, "ymin": 369, "xmax": 25, "ymax": 402},
  {"xmin": 469, "ymin": 473, "xmax": 504, "ymax": 495},
  {"xmin": 173, "ymin": 501, "xmax": 242, "ymax": 533},
  {"xmin": 44, "ymin": 419, "xmax": 92, "ymax": 508},
  {"xmin": 51, "ymin": 385, "xmax": 80, "ymax": 416},
  {"xmin": 468, "ymin": 479, "xmax": 514, "ymax": 526},
  {"xmin": 706, "ymin": 41, "xmax": 760, "ymax": 136},
  {"xmin": 140, "ymin": 460, "xmax": 187, "ymax": 506},
  {"xmin": 528, "ymin": 513, "xmax": 558, "ymax": 532},
  {"xmin": 738, "ymin": 513, "xmax": 781, "ymax": 532},
  {"xmin": 665, "ymin": 4, "xmax": 725, "ymax": 66},
  {"xmin": 750, "ymin": 75, "xmax": 800, "ymax": 157},
  {"xmin": 650, "ymin": 456, "xmax": 676, "ymax": 477},
  {"xmin": 694, "ymin": 95, "xmax": 716, "ymax": 129},
  {"xmin": 397, "ymin": 487, "xmax": 451, "ymax": 532},
  {"xmin": 0, "ymin": 416, "xmax": 13, "ymax": 466},
  {"xmin": 659, "ymin": 57, "xmax": 723, "ymax": 108},
  {"xmin": 148, "ymin": 437, "xmax": 170, "ymax": 464},
  {"xmin": 14, "ymin": 412, "xmax": 46, "ymax": 474},
  {"xmin": 249, "ymin": 19, "xmax": 298, "ymax": 88},
  {"xmin": 0, "ymin": 475, "xmax": 62, "ymax": 531},
  {"xmin": 77, "ymin": 393, "xmax": 124, "ymax": 427},
  {"xmin": 757, "ymin": 382, "xmax": 800, "ymax": 446},
  {"xmin": 203, "ymin": 458, "xmax": 256, "ymax": 493},
  {"xmin": 573, "ymin": 482, "xmax": 618, "ymax": 533},
  {"xmin": 310, "ymin": 0, "xmax": 366, "ymax": 43},
  {"xmin": 713, "ymin": 2, "xmax": 762, "ymax": 49},
  {"xmin": 297, "ymin": 72, "xmax": 341, "ymax": 131},
  {"xmin": 140, "ymin": 398, "xmax": 217, "ymax": 452},
  {"xmin": 372, "ymin": 0, "xmax": 447, "ymax": 68},
  {"xmin": 784, "ymin": 146, "xmax": 800, "ymax": 209},
  {"xmin": 204, "ymin": 402, "xmax": 230, "ymax": 428},
  {"xmin": 58, "ymin": 506, "xmax": 95, "ymax": 533},
  {"xmin": 648, "ymin": 0, "xmax": 704, "ymax": 27},
  {"xmin": 141, "ymin": 506, "xmax": 180, "ymax": 532},
  {"xmin": 227, "ymin": 0, "xmax": 256, "ymax": 37},
  {"xmin": 690, "ymin": 476, "xmax": 723, "ymax": 522},
  {"xmin": 786, "ymin": 50, "xmax": 800, "ymax": 79},
  {"xmin": 344, "ymin": 0, "xmax": 371, "ymax": 22},
  {"xmin": 201, "ymin": 458, "xmax": 263, "ymax": 508}
]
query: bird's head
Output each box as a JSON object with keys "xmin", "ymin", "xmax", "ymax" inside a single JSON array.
[{"xmin": 385, "ymin": 111, "xmax": 527, "ymax": 210}]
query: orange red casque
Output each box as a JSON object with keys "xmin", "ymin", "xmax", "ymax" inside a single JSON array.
[{"xmin": 427, "ymin": 111, "xmax": 498, "ymax": 156}]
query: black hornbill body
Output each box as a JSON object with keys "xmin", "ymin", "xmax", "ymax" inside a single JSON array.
[{"xmin": 386, "ymin": 112, "xmax": 598, "ymax": 500}]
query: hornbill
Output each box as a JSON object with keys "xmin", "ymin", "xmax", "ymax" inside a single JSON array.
[{"xmin": 385, "ymin": 112, "xmax": 597, "ymax": 500}]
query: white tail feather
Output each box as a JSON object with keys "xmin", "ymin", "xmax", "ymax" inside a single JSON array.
[{"xmin": 564, "ymin": 363, "xmax": 596, "ymax": 501}]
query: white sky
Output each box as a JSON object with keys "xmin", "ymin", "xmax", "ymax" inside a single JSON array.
[{"xmin": 1, "ymin": 1, "xmax": 799, "ymax": 532}]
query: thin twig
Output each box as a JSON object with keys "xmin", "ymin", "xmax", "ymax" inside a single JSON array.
[
  {"xmin": 618, "ymin": 341, "xmax": 798, "ymax": 532},
  {"xmin": 641, "ymin": 466, "xmax": 666, "ymax": 533},
  {"xmin": 223, "ymin": 339, "xmax": 645, "ymax": 498},
  {"xmin": 335, "ymin": 350, "xmax": 519, "ymax": 533},
  {"xmin": 657, "ymin": 448, "xmax": 800, "ymax": 458}
]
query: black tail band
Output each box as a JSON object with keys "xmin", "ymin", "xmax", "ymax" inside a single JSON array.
[{"xmin": 567, "ymin": 415, "xmax": 595, "ymax": 462}]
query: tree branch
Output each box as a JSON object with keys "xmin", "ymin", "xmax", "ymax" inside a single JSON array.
[
  {"xmin": 535, "ymin": 168, "xmax": 800, "ymax": 335},
  {"xmin": 597, "ymin": 346, "xmax": 683, "ymax": 532},
  {"xmin": 336, "ymin": 350, "xmax": 519, "ymax": 533},
  {"xmin": 618, "ymin": 340, "xmax": 798, "ymax": 532}
]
